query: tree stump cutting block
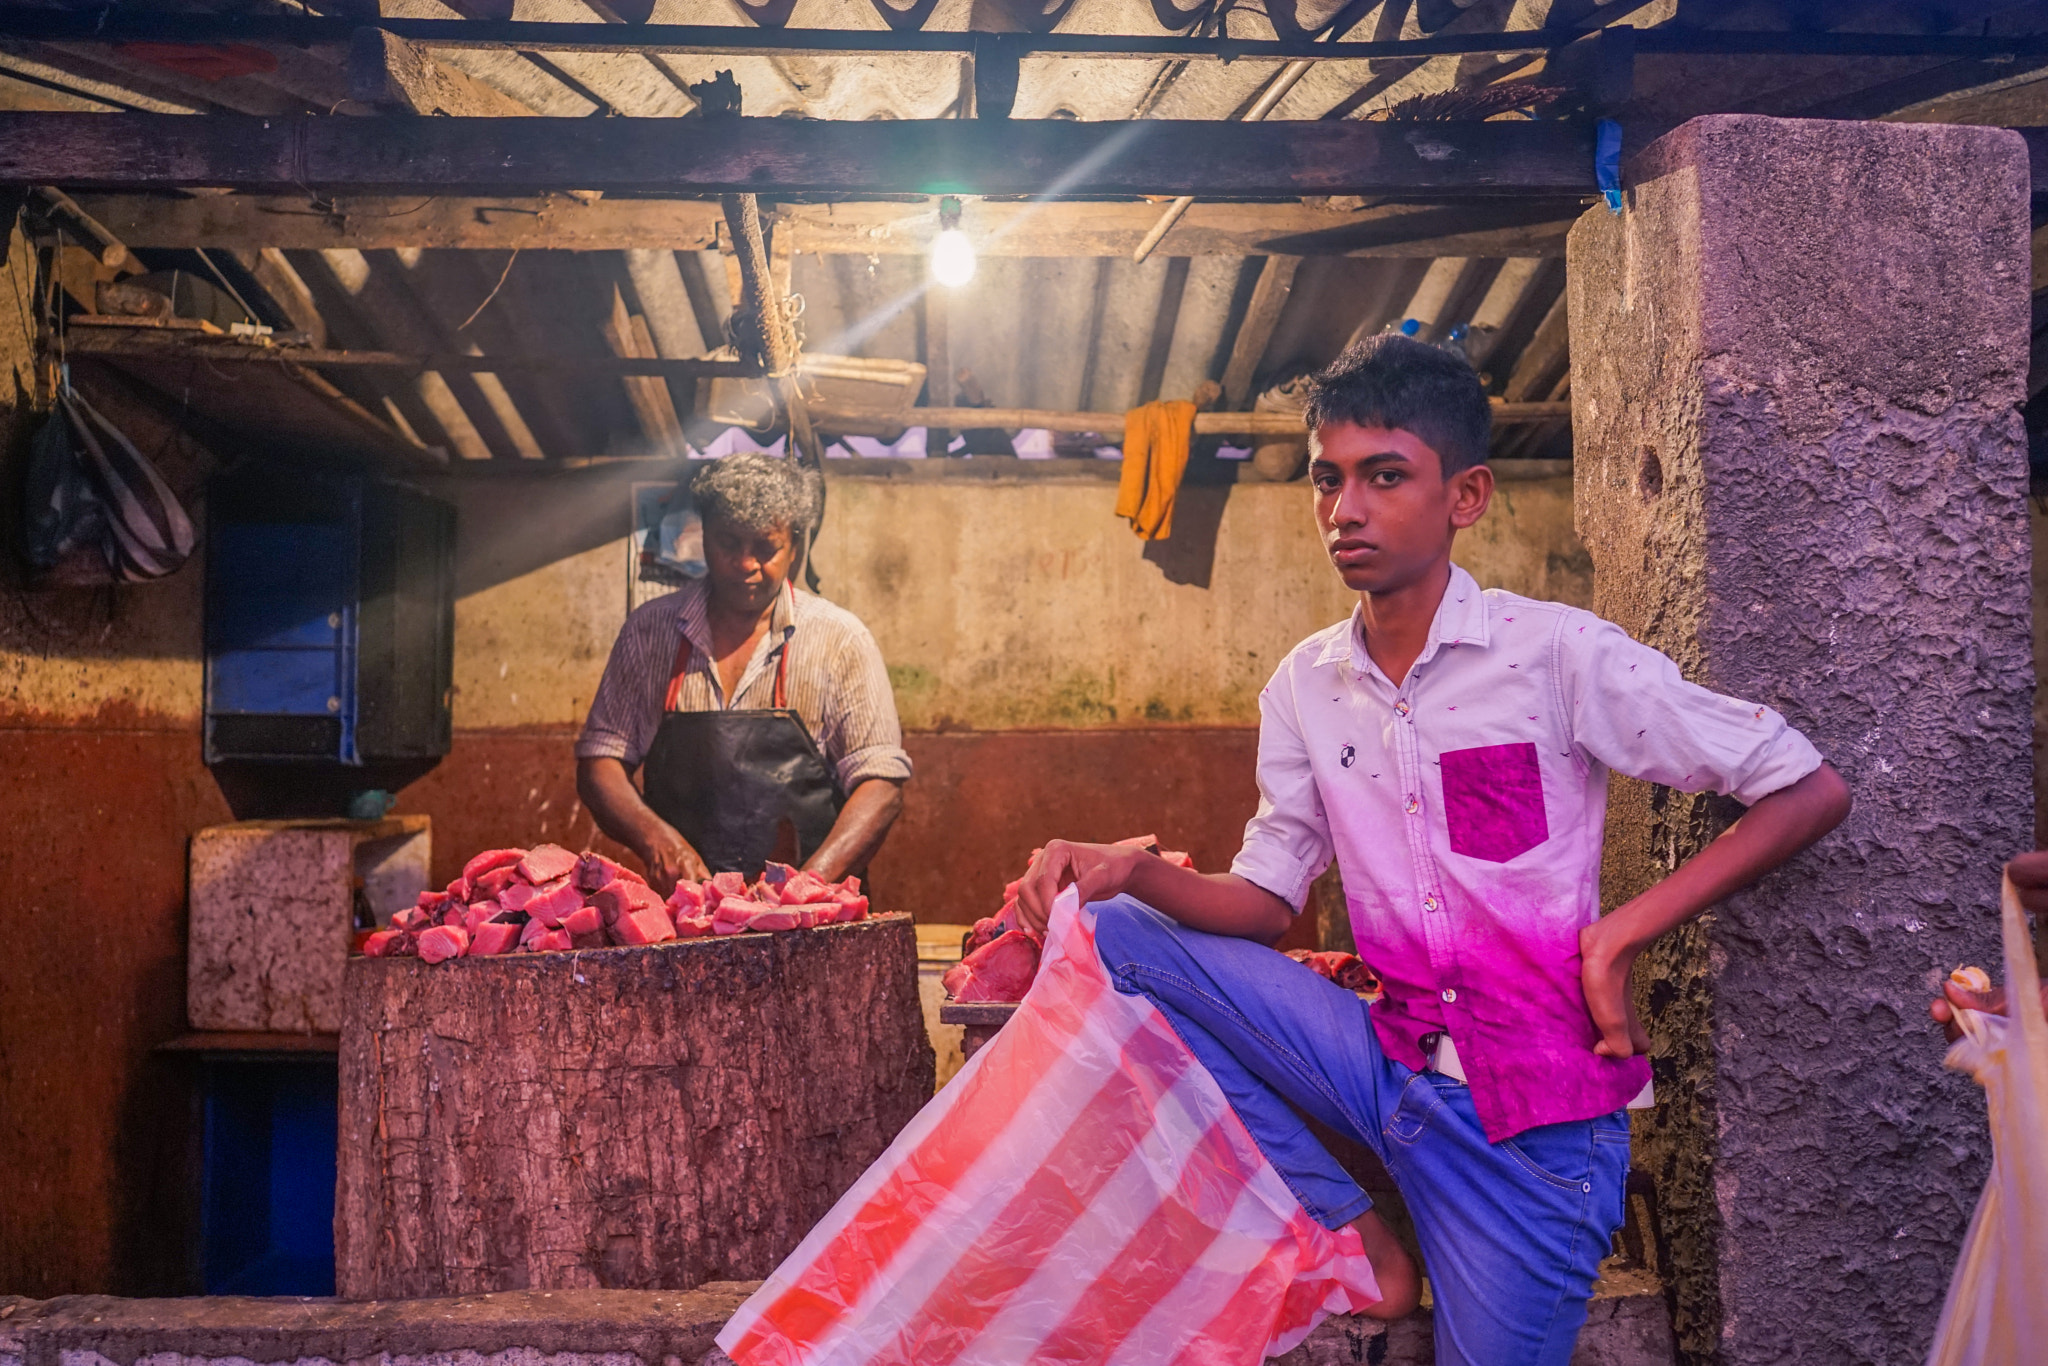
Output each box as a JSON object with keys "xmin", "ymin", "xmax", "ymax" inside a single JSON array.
[{"xmin": 335, "ymin": 915, "xmax": 933, "ymax": 1300}]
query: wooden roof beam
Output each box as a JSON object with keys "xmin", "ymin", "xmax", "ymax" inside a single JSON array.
[
  {"xmin": 0, "ymin": 112, "xmax": 1610, "ymax": 197},
  {"xmin": 64, "ymin": 193, "xmax": 1582, "ymax": 258}
]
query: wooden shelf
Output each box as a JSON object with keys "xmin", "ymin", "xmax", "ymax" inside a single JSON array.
[
  {"xmin": 156, "ymin": 1031, "xmax": 340, "ymax": 1058},
  {"xmin": 939, "ymin": 1001, "xmax": 1021, "ymax": 1027}
]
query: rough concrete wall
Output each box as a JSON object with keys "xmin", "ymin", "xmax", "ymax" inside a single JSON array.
[
  {"xmin": 1571, "ymin": 116, "xmax": 2032, "ymax": 1365},
  {"xmin": 448, "ymin": 468, "xmax": 1589, "ymax": 733}
]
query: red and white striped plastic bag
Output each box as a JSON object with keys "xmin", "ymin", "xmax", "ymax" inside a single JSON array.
[{"xmin": 719, "ymin": 889, "xmax": 1382, "ymax": 1366}]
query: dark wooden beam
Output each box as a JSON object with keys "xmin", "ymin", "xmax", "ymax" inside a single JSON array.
[
  {"xmin": 58, "ymin": 331, "xmax": 762, "ymax": 378},
  {"xmin": 67, "ymin": 192, "xmax": 1579, "ymax": 257},
  {"xmin": 0, "ymin": 112, "xmax": 1607, "ymax": 198},
  {"xmin": 6, "ymin": 13, "xmax": 2048, "ymax": 62}
]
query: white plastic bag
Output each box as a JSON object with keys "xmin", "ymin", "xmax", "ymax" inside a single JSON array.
[
  {"xmin": 719, "ymin": 889, "xmax": 1382, "ymax": 1366},
  {"xmin": 1925, "ymin": 875, "xmax": 2048, "ymax": 1366}
]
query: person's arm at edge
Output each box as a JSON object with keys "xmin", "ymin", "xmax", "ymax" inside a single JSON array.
[
  {"xmin": 803, "ymin": 778, "xmax": 904, "ymax": 883},
  {"xmin": 1580, "ymin": 762, "xmax": 1853, "ymax": 1058},
  {"xmin": 1014, "ymin": 841, "xmax": 1293, "ymax": 942},
  {"xmin": 576, "ymin": 756, "xmax": 710, "ymax": 894},
  {"xmin": 1929, "ymin": 850, "xmax": 2048, "ymax": 1040}
]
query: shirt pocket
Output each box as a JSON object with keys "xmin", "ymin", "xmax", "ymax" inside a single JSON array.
[{"xmin": 1439, "ymin": 740, "xmax": 1549, "ymax": 863}]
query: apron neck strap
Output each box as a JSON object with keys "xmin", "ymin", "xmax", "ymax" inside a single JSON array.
[{"xmin": 665, "ymin": 581, "xmax": 796, "ymax": 712}]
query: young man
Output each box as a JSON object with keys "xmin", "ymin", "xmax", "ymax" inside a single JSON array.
[{"xmin": 1016, "ymin": 335, "xmax": 1852, "ymax": 1364}]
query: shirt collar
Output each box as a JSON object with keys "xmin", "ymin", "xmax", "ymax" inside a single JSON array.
[
  {"xmin": 1311, "ymin": 563, "xmax": 1491, "ymax": 673},
  {"xmin": 677, "ymin": 578, "xmax": 799, "ymax": 655}
]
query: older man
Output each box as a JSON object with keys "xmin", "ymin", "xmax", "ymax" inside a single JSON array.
[{"xmin": 576, "ymin": 454, "xmax": 910, "ymax": 892}]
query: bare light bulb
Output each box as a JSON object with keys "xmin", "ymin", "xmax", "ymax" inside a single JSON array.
[{"xmin": 930, "ymin": 228, "xmax": 976, "ymax": 288}]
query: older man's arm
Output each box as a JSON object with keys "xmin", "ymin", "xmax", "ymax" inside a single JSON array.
[
  {"xmin": 577, "ymin": 756, "xmax": 711, "ymax": 894},
  {"xmin": 802, "ymin": 778, "xmax": 904, "ymax": 884}
]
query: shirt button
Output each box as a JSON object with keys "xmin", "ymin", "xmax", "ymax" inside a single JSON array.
[
  {"xmin": 1395, "ymin": 699, "xmax": 1411, "ymax": 717},
  {"xmin": 1404, "ymin": 796, "xmax": 1420, "ymax": 815},
  {"xmin": 1423, "ymin": 895, "xmax": 1440, "ymax": 912},
  {"xmin": 1441, "ymin": 988, "xmax": 1458, "ymax": 1003}
]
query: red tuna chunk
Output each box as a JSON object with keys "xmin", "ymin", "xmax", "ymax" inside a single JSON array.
[
  {"xmin": 519, "ymin": 843, "xmax": 579, "ymax": 885},
  {"xmin": 525, "ymin": 878, "xmax": 585, "ymax": 927},
  {"xmin": 462, "ymin": 848, "xmax": 525, "ymax": 884},
  {"xmin": 708, "ymin": 870, "xmax": 750, "ymax": 900},
  {"xmin": 562, "ymin": 904, "xmax": 603, "ymax": 937},
  {"xmin": 497, "ymin": 880, "xmax": 540, "ymax": 912},
  {"xmin": 362, "ymin": 929, "xmax": 405, "ymax": 957},
  {"xmin": 418, "ymin": 925, "xmax": 470, "ymax": 964},
  {"xmin": 470, "ymin": 921, "xmax": 520, "ymax": 956},
  {"xmin": 445, "ymin": 876, "xmax": 472, "ymax": 903},
  {"xmin": 667, "ymin": 880, "xmax": 708, "ymax": 917},
  {"xmin": 473, "ymin": 865, "xmax": 525, "ymax": 901},
  {"xmin": 533, "ymin": 927, "xmax": 573, "ymax": 952},
  {"xmin": 610, "ymin": 904, "xmax": 677, "ymax": 946},
  {"xmin": 595, "ymin": 878, "xmax": 667, "ymax": 926},
  {"xmin": 519, "ymin": 915, "xmax": 552, "ymax": 950},
  {"xmin": 779, "ymin": 870, "xmax": 836, "ymax": 906},
  {"xmin": 942, "ymin": 929, "xmax": 1041, "ymax": 1002},
  {"xmin": 673, "ymin": 914, "xmax": 714, "ymax": 939},
  {"xmin": 391, "ymin": 906, "xmax": 432, "ymax": 934},
  {"xmin": 416, "ymin": 889, "xmax": 454, "ymax": 915},
  {"xmin": 748, "ymin": 907, "xmax": 805, "ymax": 932},
  {"xmin": 463, "ymin": 900, "xmax": 502, "ymax": 933},
  {"xmin": 576, "ymin": 852, "xmax": 646, "ymax": 893}
]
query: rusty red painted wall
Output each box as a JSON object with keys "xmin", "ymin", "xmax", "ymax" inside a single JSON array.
[
  {"xmin": 0, "ymin": 718, "xmax": 227, "ymax": 1297},
  {"xmin": 393, "ymin": 727, "xmax": 1269, "ymax": 921}
]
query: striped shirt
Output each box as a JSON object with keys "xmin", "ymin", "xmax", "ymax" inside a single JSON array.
[{"xmin": 577, "ymin": 580, "xmax": 913, "ymax": 793}]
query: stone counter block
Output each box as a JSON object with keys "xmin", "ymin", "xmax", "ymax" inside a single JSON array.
[
  {"xmin": 335, "ymin": 917, "xmax": 934, "ymax": 1301},
  {"xmin": 1569, "ymin": 115, "xmax": 2033, "ymax": 1365},
  {"xmin": 0, "ymin": 1273, "xmax": 1674, "ymax": 1366},
  {"xmin": 188, "ymin": 818, "xmax": 430, "ymax": 1032}
]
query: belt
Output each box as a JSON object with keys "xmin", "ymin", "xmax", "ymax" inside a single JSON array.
[{"xmin": 1422, "ymin": 1032, "xmax": 1657, "ymax": 1110}]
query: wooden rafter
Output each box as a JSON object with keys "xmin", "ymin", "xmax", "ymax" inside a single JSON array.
[
  {"xmin": 66, "ymin": 193, "xmax": 1581, "ymax": 258},
  {"xmin": 0, "ymin": 112, "xmax": 1613, "ymax": 197}
]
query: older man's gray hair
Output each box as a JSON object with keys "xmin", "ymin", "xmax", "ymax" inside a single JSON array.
[{"xmin": 689, "ymin": 453, "xmax": 822, "ymax": 540}]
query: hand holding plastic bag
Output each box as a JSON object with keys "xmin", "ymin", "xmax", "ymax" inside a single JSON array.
[
  {"xmin": 1925, "ymin": 875, "xmax": 2048, "ymax": 1366},
  {"xmin": 720, "ymin": 888, "xmax": 1382, "ymax": 1366}
]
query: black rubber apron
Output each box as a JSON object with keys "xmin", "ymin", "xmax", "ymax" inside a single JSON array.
[{"xmin": 639, "ymin": 585, "xmax": 844, "ymax": 877}]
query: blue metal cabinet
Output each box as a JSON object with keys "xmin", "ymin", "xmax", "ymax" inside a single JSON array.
[{"xmin": 204, "ymin": 471, "xmax": 451, "ymax": 766}]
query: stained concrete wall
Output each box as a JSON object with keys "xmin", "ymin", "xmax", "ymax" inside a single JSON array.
[
  {"xmin": 444, "ymin": 462, "xmax": 1587, "ymax": 734},
  {"xmin": 1570, "ymin": 116, "xmax": 2032, "ymax": 1366}
]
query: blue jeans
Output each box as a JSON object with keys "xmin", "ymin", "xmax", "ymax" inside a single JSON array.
[{"xmin": 1093, "ymin": 896, "xmax": 1631, "ymax": 1366}]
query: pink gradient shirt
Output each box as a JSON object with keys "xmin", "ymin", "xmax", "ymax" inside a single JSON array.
[{"xmin": 1230, "ymin": 565, "xmax": 1823, "ymax": 1141}]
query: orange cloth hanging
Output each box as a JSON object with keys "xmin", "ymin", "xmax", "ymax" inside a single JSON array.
[{"xmin": 1114, "ymin": 400, "xmax": 1196, "ymax": 541}]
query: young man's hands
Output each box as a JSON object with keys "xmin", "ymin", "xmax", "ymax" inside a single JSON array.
[
  {"xmin": 1015, "ymin": 839, "xmax": 1296, "ymax": 943},
  {"xmin": 1578, "ymin": 762, "xmax": 1852, "ymax": 1060},
  {"xmin": 1927, "ymin": 851, "xmax": 2048, "ymax": 1042},
  {"xmin": 1014, "ymin": 840, "xmax": 1150, "ymax": 935}
]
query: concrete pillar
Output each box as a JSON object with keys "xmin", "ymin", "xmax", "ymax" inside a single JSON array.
[{"xmin": 1569, "ymin": 116, "xmax": 2034, "ymax": 1365}]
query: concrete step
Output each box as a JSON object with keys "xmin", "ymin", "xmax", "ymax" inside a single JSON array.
[{"xmin": 0, "ymin": 1273, "xmax": 1673, "ymax": 1366}]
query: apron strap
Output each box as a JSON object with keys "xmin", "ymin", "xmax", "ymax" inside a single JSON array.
[
  {"xmin": 665, "ymin": 581, "xmax": 797, "ymax": 713},
  {"xmin": 772, "ymin": 580, "xmax": 794, "ymax": 710}
]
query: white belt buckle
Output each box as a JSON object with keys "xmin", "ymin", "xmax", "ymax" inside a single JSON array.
[
  {"xmin": 1424, "ymin": 1032, "xmax": 1469, "ymax": 1083},
  {"xmin": 1426, "ymin": 1032, "xmax": 1656, "ymax": 1109}
]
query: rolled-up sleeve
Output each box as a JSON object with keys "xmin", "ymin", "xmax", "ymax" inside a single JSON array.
[
  {"xmin": 819, "ymin": 622, "xmax": 913, "ymax": 792},
  {"xmin": 1230, "ymin": 667, "xmax": 1334, "ymax": 911},
  {"xmin": 575, "ymin": 610, "xmax": 671, "ymax": 768},
  {"xmin": 1564, "ymin": 614, "xmax": 1822, "ymax": 805}
]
